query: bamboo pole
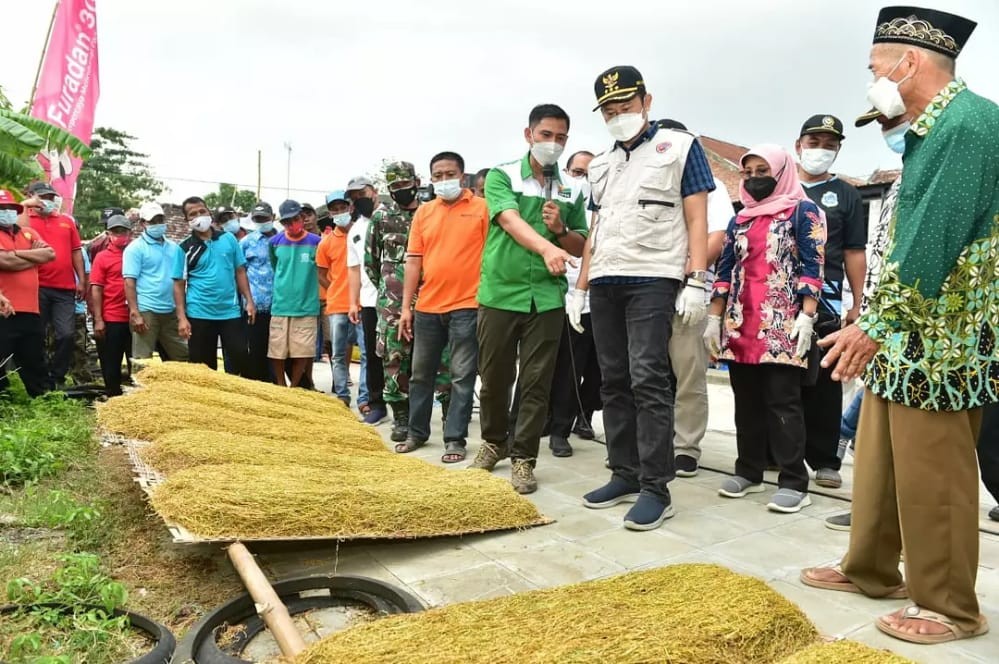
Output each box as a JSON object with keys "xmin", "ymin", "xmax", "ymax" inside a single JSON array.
[
  {"xmin": 29, "ymin": 1, "xmax": 61, "ymax": 108},
  {"xmin": 226, "ymin": 542, "xmax": 307, "ymax": 656}
]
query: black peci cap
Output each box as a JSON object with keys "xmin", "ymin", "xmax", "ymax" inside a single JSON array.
[
  {"xmin": 593, "ymin": 65, "xmax": 646, "ymax": 111},
  {"xmin": 855, "ymin": 107, "xmax": 883, "ymax": 127},
  {"xmin": 800, "ymin": 114, "xmax": 846, "ymax": 140},
  {"xmin": 872, "ymin": 6, "xmax": 977, "ymax": 58}
]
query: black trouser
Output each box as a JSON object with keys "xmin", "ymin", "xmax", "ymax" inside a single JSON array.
[
  {"xmin": 96, "ymin": 322, "xmax": 131, "ymax": 396},
  {"xmin": 802, "ymin": 318, "xmax": 843, "ymax": 471},
  {"xmin": 187, "ymin": 317, "xmax": 248, "ymax": 375},
  {"xmin": 591, "ymin": 279, "xmax": 679, "ymax": 501},
  {"xmin": 361, "ymin": 307, "xmax": 385, "ymax": 408},
  {"xmin": 0, "ymin": 313, "xmax": 48, "ymax": 397},
  {"xmin": 38, "ymin": 287, "xmax": 76, "ymax": 389},
  {"xmin": 478, "ymin": 305, "xmax": 564, "ymax": 461},
  {"xmin": 245, "ymin": 311, "xmax": 272, "ymax": 382},
  {"xmin": 729, "ymin": 362, "xmax": 809, "ymax": 492},
  {"xmin": 979, "ymin": 403, "xmax": 999, "ymax": 505},
  {"xmin": 550, "ymin": 313, "xmax": 602, "ymax": 438}
]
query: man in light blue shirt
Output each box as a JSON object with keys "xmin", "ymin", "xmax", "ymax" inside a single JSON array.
[
  {"xmin": 122, "ymin": 202, "xmax": 189, "ymax": 361},
  {"xmin": 240, "ymin": 201, "xmax": 278, "ymax": 381},
  {"xmin": 173, "ymin": 196, "xmax": 256, "ymax": 374}
]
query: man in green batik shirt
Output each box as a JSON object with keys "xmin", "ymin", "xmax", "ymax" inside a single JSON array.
[
  {"xmin": 365, "ymin": 161, "xmax": 451, "ymax": 444},
  {"xmin": 802, "ymin": 6, "xmax": 998, "ymax": 646}
]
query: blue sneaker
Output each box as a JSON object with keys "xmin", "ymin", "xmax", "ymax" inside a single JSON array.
[
  {"xmin": 362, "ymin": 405, "xmax": 388, "ymax": 426},
  {"xmin": 582, "ymin": 479, "xmax": 640, "ymax": 509},
  {"xmin": 623, "ymin": 492, "xmax": 675, "ymax": 531}
]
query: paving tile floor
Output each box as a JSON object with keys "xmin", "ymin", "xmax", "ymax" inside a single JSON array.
[{"xmin": 253, "ymin": 363, "xmax": 999, "ymax": 663}]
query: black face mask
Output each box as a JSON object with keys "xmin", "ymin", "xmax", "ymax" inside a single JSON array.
[
  {"xmin": 744, "ymin": 176, "xmax": 778, "ymax": 202},
  {"xmin": 352, "ymin": 197, "xmax": 375, "ymax": 220},
  {"xmin": 389, "ymin": 187, "xmax": 418, "ymax": 208}
]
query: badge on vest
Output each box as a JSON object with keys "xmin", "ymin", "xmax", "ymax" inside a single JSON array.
[
  {"xmin": 821, "ymin": 191, "xmax": 839, "ymax": 208},
  {"xmin": 656, "ymin": 142, "xmax": 672, "ymax": 153}
]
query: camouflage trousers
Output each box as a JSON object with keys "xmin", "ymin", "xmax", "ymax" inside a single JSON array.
[{"xmin": 377, "ymin": 316, "xmax": 451, "ymax": 405}]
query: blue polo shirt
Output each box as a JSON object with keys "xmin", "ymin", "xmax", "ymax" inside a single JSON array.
[
  {"xmin": 172, "ymin": 231, "xmax": 246, "ymax": 320},
  {"xmin": 122, "ymin": 232, "xmax": 183, "ymax": 314}
]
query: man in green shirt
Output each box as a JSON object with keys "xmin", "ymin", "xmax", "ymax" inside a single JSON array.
[
  {"xmin": 267, "ymin": 200, "xmax": 321, "ymax": 387},
  {"xmin": 802, "ymin": 6, "xmax": 997, "ymax": 645},
  {"xmin": 469, "ymin": 104, "xmax": 588, "ymax": 494}
]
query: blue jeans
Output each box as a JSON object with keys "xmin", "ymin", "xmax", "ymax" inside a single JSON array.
[
  {"xmin": 841, "ymin": 390, "xmax": 863, "ymax": 440},
  {"xmin": 409, "ymin": 309, "xmax": 478, "ymax": 443},
  {"xmin": 590, "ymin": 278, "xmax": 680, "ymax": 501},
  {"xmin": 329, "ymin": 314, "xmax": 366, "ymax": 405}
]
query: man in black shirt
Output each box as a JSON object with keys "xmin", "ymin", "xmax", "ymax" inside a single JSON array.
[{"xmin": 794, "ymin": 114, "xmax": 867, "ymax": 489}]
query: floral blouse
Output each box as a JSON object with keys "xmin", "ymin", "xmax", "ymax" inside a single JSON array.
[{"xmin": 712, "ymin": 201, "xmax": 826, "ymax": 367}]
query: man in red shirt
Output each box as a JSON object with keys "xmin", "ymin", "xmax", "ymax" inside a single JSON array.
[
  {"xmin": 90, "ymin": 215, "xmax": 133, "ymax": 396},
  {"xmin": 0, "ymin": 190, "xmax": 56, "ymax": 397},
  {"xmin": 24, "ymin": 181, "xmax": 85, "ymax": 390}
]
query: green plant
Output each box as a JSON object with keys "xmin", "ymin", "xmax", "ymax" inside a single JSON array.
[
  {"xmin": 4, "ymin": 553, "xmax": 133, "ymax": 662},
  {"xmin": 0, "ymin": 107, "xmax": 92, "ymax": 195},
  {"xmin": 16, "ymin": 488, "xmax": 105, "ymax": 549}
]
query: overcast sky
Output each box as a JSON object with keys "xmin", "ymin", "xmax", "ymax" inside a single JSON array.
[{"xmin": 5, "ymin": 0, "xmax": 998, "ymax": 207}]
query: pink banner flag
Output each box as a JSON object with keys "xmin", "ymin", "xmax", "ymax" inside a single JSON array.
[{"xmin": 29, "ymin": 0, "xmax": 100, "ymax": 214}]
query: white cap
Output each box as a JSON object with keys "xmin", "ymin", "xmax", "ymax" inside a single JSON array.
[{"xmin": 139, "ymin": 202, "xmax": 165, "ymax": 222}]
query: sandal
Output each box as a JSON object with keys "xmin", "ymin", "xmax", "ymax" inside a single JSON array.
[
  {"xmin": 394, "ymin": 439, "xmax": 425, "ymax": 454},
  {"xmin": 876, "ymin": 605, "xmax": 989, "ymax": 644},
  {"xmin": 800, "ymin": 566, "xmax": 908, "ymax": 599},
  {"xmin": 358, "ymin": 403, "xmax": 371, "ymax": 416},
  {"xmin": 442, "ymin": 441, "xmax": 467, "ymax": 464}
]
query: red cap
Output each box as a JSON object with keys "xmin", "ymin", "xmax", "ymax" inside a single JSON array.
[{"xmin": 0, "ymin": 189, "xmax": 24, "ymax": 213}]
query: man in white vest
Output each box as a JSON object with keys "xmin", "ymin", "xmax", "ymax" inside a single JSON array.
[{"xmin": 570, "ymin": 65, "xmax": 712, "ymax": 531}]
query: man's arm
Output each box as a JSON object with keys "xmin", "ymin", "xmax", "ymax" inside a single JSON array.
[
  {"xmin": 364, "ymin": 216, "xmax": 380, "ymax": 287},
  {"xmin": 72, "ymin": 248, "xmax": 86, "ymax": 299},
  {"xmin": 91, "ymin": 284, "xmax": 106, "ymax": 339},
  {"xmin": 347, "ymin": 265, "xmax": 362, "ymax": 324},
  {"xmin": 1, "ymin": 241, "xmax": 56, "ymax": 267},
  {"xmin": 844, "ymin": 249, "xmax": 867, "ymax": 324},
  {"xmin": 124, "ymin": 277, "xmax": 148, "ymax": 334},
  {"xmin": 707, "ymin": 231, "xmax": 726, "ymax": 267},
  {"xmin": 0, "ymin": 251, "xmax": 36, "ymax": 270},
  {"xmin": 574, "ymin": 213, "xmax": 597, "ymax": 291},
  {"xmin": 399, "ymin": 255, "xmax": 422, "ymax": 341},
  {"xmin": 317, "ymin": 265, "xmax": 331, "ymax": 290},
  {"xmin": 235, "ymin": 266, "xmax": 255, "ymax": 324},
  {"xmin": 682, "ymin": 192, "xmax": 709, "ymax": 273}
]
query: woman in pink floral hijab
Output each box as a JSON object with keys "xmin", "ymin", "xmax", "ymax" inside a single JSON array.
[{"xmin": 704, "ymin": 144, "xmax": 826, "ymax": 514}]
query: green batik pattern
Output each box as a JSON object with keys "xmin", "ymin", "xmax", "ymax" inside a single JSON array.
[
  {"xmin": 377, "ymin": 321, "xmax": 452, "ymax": 405},
  {"xmin": 860, "ymin": 214, "xmax": 999, "ymax": 411},
  {"xmin": 911, "ymin": 79, "xmax": 966, "ymax": 137}
]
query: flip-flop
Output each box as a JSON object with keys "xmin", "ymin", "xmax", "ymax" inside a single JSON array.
[
  {"xmin": 394, "ymin": 439, "xmax": 425, "ymax": 454},
  {"xmin": 800, "ymin": 566, "xmax": 908, "ymax": 599},
  {"xmin": 441, "ymin": 441, "xmax": 467, "ymax": 464},
  {"xmin": 876, "ymin": 605, "xmax": 989, "ymax": 644}
]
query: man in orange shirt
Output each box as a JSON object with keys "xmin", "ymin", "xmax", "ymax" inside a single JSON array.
[
  {"xmin": 0, "ymin": 190, "xmax": 56, "ymax": 397},
  {"xmin": 24, "ymin": 182, "xmax": 85, "ymax": 390},
  {"xmin": 317, "ymin": 190, "xmax": 371, "ymax": 412},
  {"xmin": 399, "ymin": 152, "xmax": 489, "ymax": 462}
]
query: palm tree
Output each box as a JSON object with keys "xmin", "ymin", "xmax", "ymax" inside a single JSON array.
[{"xmin": 0, "ymin": 88, "xmax": 91, "ymax": 194}]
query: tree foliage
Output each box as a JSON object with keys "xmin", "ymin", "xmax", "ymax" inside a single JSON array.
[
  {"xmin": 204, "ymin": 183, "xmax": 257, "ymax": 214},
  {"xmin": 73, "ymin": 127, "xmax": 166, "ymax": 239}
]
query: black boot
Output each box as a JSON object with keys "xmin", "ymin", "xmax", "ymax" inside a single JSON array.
[
  {"xmin": 390, "ymin": 401, "xmax": 409, "ymax": 443},
  {"xmin": 572, "ymin": 412, "xmax": 595, "ymax": 440}
]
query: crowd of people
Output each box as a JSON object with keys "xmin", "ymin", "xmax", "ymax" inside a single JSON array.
[{"xmin": 1, "ymin": 3, "xmax": 997, "ymax": 648}]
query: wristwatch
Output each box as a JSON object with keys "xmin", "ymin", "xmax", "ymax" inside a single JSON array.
[
  {"xmin": 555, "ymin": 225, "xmax": 570, "ymax": 238},
  {"xmin": 686, "ymin": 270, "xmax": 709, "ymax": 282}
]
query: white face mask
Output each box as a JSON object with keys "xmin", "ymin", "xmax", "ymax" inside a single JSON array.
[
  {"xmin": 799, "ymin": 148, "xmax": 838, "ymax": 176},
  {"xmin": 331, "ymin": 213, "xmax": 351, "ymax": 228},
  {"xmin": 530, "ymin": 141, "xmax": 564, "ymax": 167},
  {"xmin": 866, "ymin": 55, "xmax": 911, "ymax": 119},
  {"xmin": 882, "ymin": 122, "xmax": 911, "ymax": 154},
  {"xmin": 189, "ymin": 215, "xmax": 213, "ymax": 233},
  {"xmin": 433, "ymin": 179, "xmax": 462, "ymax": 201},
  {"xmin": 606, "ymin": 112, "xmax": 647, "ymax": 142}
]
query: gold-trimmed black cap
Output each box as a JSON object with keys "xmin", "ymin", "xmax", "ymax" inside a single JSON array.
[
  {"xmin": 855, "ymin": 107, "xmax": 883, "ymax": 127},
  {"xmin": 799, "ymin": 114, "xmax": 846, "ymax": 140},
  {"xmin": 593, "ymin": 66, "xmax": 645, "ymax": 111},
  {"xmin": 873, "ymin": 6, "xmax": 977, "ymax": 58}
]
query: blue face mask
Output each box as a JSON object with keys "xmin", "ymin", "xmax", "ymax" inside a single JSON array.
[
  {"xmin": 145, "ymin": 223, "xmax": 167, "ymax": 239},
  {"xmin": 0, "ymin": 209, "xmax": 18, "ymax": 226},
  {"xmin": 882, "ymin": 122, "xmax": 910, "ymax": 155},
  {"xmin": 257, "ymin": 221, "xmax": 274, "ymax": 234},
  {"xmin": 332, "ymin": 213, "xmax": 351, "ymax": 228},
  {"xmin": 223, "ymin": 219, "xmax": 241, "ymax": 234}
]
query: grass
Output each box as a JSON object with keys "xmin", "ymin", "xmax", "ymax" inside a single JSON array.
[{"xmin": 0, "ymin": 376, "xmax": 242, "ymax": 661}]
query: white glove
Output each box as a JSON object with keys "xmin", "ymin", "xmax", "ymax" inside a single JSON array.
[
  {"xmin": 567, "ymin": 290, "xmax": 586, "ymax": 333},
  {"xmin": 790, "ymin": 312, "xmax": 817, "ymax": 358},
  {"xmin": 703, "ymin": 314, "xmax": 722, "ymax": 357},
  {"xmin": 676, "ymin": 283, "xmax": 707, "ymax": 326}
]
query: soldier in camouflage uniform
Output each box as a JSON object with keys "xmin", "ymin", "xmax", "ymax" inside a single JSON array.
[{"xmin": 365, "ymin": 161, "xmax": 451, "ymax": 442}]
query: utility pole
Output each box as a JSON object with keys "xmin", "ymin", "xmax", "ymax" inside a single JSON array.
[
  {"xmin": 283, "ymin": 142, "xmax": 292, "ymax": 199},
  {"xmin": 256, "ymin": 150, "xmax": 262, "ymax": 199}
]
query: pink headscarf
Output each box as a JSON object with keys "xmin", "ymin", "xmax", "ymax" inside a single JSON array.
[{"xmin": 737, "ymin": 144, "xmax": 807, "ymax": 220}]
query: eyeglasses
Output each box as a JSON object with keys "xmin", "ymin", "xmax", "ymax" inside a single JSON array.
[{"xmin": 567, "ymin": 168, "xmax": 587, "ymax": 178}]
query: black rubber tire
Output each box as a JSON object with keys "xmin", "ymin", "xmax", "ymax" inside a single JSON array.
[
  {"xmin": 0, "ymin": 602, "xmax": 176, "ymax": 664},
  {"xmin": 180, "ymin": 575, "xmax": 424, "ymax": 664}
]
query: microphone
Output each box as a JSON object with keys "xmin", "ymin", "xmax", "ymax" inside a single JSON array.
[{"xmin": 542, "ymin": 165, "xmax": 555, "ymax": 201}]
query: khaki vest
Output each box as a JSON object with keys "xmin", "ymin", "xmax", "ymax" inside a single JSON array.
[{"xmin": 588, "ymin": 128, "xmax": 694, "ymax": 281}]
